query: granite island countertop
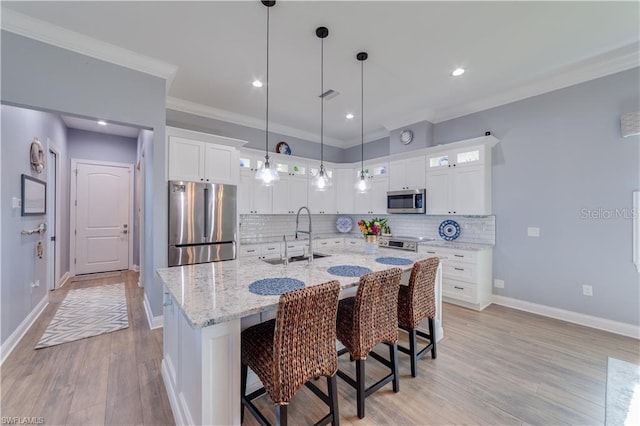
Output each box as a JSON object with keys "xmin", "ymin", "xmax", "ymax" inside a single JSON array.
[{"xmin": 156, "ymin": 246, "xmax": 434, "ymax": 329}]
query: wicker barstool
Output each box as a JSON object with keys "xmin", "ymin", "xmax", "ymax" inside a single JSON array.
[
  {"xmin": 397, "ymin": 257, "xmax": 439, "ymax": 377},
  {"xmin": 335, "ymin": 268, "xmax": 403, "ymax": 419},
  {"xmin": 241, "ymin": 280, "xmax": 341, "ymax": 426}
]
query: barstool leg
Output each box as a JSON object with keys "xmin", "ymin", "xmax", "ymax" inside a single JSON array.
[
  {"xmin": 275, "ymin": 404, "xmax": 288, "ymax": 426},
  {"xmin": 327, "ymin": 374, "xmax": 339, "ymax": 426},
  {"xmin": 429, "ymin": 318, "xmax": 437, "ymax": 359},
  {"xmin": 240, "ymin": 363, "xmax": 248, "ymax": 423},
  {"xmin": 356, "ymin": 359, "xmax": 366, "ymax": 419},
  {"xmin": 390, "ymin": 343, "xmax": 400, "ymax": 392},
  {"xmin": 409, "ymin": 329, "xmax": 418, "ymax": 377}
]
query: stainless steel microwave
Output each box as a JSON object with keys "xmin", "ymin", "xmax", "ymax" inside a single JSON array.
[{"xmin": 387, "ymin": 189, "xmax": 426, "ymax": 214}]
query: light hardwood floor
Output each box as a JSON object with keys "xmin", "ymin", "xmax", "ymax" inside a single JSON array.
[
  {"xmin": 2, "ymin": 272, "xmax": 638, "ymax": 425},
  {"xmin": 0, "ymin": 271, "xmax": 174, "ymax": 425}
]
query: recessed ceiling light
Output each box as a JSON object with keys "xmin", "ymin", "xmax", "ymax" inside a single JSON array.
[
  {"xmin": 452, "ymin": 68, "xmax": 465, "ymax": 77},
  {"xmin": 346, "ymin": 113, "xmax": 354, "ymax": 120},
  {"xmin": 97, "ymin": 120, "xmax": 107, "ymax": 126},
  {"xmin": 252, "ymin": 80, "xmax": 263, "ymax": 88}
]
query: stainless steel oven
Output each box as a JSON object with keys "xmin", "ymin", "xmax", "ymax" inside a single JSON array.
[{"xmin": 387, "ymin": 189, "xmax": 426, "ymax": 214}]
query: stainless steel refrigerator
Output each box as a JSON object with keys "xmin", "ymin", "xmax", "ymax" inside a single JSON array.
[{"xmin": 168, "ymin": 181, "xmax": 237, "ymax": 267}]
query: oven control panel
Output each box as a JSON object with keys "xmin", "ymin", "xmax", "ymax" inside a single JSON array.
[{"xmin": 378, "ymin": 239, "xmax": 418, "ymax": 252}]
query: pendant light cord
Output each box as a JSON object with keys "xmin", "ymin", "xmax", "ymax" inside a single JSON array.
[
  {"xmin": 265, "ymin": 5, "xmax": 270, "ymax": 163},
  {"xmin": 320, "ymin": 35, "xmax": 324, "ymax": 167},
  {"xmin": 360, "ymin": 58, "xmax": 364, "ymax": 175}
]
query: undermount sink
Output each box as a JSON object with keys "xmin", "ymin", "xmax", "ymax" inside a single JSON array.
[{"xmin": 262, "ymin": 253, "xmax": 331, "ymax": 265}]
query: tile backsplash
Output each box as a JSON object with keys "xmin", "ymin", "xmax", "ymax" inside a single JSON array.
[{"xmin": 240, "ymin": 214, "xmax": 495, "ymax": 245}]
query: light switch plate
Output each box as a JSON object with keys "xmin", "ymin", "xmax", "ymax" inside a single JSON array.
[
  {"xmin": 494, "ymin": 279, "xmax": 505, "ymax": 289},
  {"xmin": 12, "ymin": 197, "xmax": 21, "ymax": 208},
  {"xmin": 527, "ymin": 227, "xmax": 540, "ymax": 237}
]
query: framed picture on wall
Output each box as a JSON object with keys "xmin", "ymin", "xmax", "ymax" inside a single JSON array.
[{"xmin": 21, "ymin": 174, "xmax": 46, "ymax": 216}]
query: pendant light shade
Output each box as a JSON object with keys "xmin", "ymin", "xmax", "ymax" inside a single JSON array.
[
  {"xmin": 355, "ymin": 51, "xmax": 370, "ymax": 194},
  {"xmin": 255, "ymin": 0, "xmax": 279, "ymax": 187},
  {"xmin": 312, "ymin": 26, "xmax": 331, "ymax": 192}
]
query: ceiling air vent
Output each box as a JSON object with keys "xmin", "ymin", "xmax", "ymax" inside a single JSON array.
[{"xmin": 319, "ymin": 89, "xmax": 340, "ymax": 100}]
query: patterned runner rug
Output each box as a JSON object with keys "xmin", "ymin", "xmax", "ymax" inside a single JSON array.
[
  {"xmin": 606, "ymin": 357, "xmax": 640, "ymax": 425},
  {"xmin": 35, "ymin": 283, "xmax": 129, "ymax": 349}
]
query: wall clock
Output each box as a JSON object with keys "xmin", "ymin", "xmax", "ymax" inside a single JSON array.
[{"xmin": 400, "ymin": 129, "xmax": 413, "ymax": 145}]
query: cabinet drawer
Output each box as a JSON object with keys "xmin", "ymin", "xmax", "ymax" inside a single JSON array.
[
  {"xmin": 262, "ymin": 244, "xmax": 280, "ymax": 258},
  {"xmin": 315, "ymin": 239, "xmax": 331, "ymax": 249},
  {"xmin": 447, "ymin": 250, "xmax": 477, "ymax": 264},
  {"xmin": 442, "ymin": 280, "xmax": 477, "ymax": 302},
  {"xmin": 443, "ymin": 262, "xmax": 476, "ymax": 282},
  {"xmin": 345, "ymin": 239, "xmax": 363, "ymax": 247},
  {"xmin": 420, "ymin": 247, "xmax": 442, "ymax": 257},
  {"xmin": 239, "ymin": 245, "xmax": 262, "ymax": 257}
]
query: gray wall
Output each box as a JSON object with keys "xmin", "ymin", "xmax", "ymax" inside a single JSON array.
[
  {"xmin": 1, "ymin": 105, "xmax": 68, "ymax": 345},
  {"xmin": 389, "ymin": 120, "xmax": 435, "ymax": 155},
  {"xmin": 1, "ymin": 31, "xmax": 167, "ymax": 323},
  {"xmin": 434, "ymin": 68, "xmax": 640, "ymax": 325},
  {"xmin": 67, "ymin": 129, "xmax": 139, "ymax": 265},
  {"xmin": 342, "ymin": 136, "xmax": 390, "ymax": 164},
  {"xmin": 167, "ymin": 109, "xmax": 345, "ymax": 163}
]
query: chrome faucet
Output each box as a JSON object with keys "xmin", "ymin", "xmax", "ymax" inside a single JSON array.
[
  {"xmin": 295, "ymin": 206, "xmax": 313, "ymax": 263},
  {"xmin": 282, "ymin": 235, "xmax": 289, "ymax": 266}
]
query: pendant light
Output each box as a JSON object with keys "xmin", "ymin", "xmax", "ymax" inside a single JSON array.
[
  {"xmin": 255, "ymin": 0, "xmax": 280, "ymax": 186},
  {"xmin": 312, "ymin": 26, "xmax": 331, "ymax": 191},
  {"xmin": 355, "ymin": 51, "xmax": 370, "ymax": 193}
]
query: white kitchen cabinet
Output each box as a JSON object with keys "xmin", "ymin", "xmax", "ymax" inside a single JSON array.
[
  {"xmin": 344, "ymin": 237, "xmax": 363, "ymax": 248},
  {"xmin": 426, "ymin": 144, "xmax": 491, "ymax": 215},
  {"xmin": 238, "ymin": 156, "xmax": 272, "ymax": 214},
  {"xmin": 335, "ymin": 168, "xmax": 355, "ymax": 214},
  {"xmin": 272, "ymin": 161, "xmax": 308, "ymax": 214},
  {"xmin": 168, "ymin": 135, "xmax": 240, "ymax": 185},
  {"xmin": 354, "ymin": 164, "xmax": 388, "ymax": 215},
  {"xmin": 389, "ymin": 156, "xmax": 426, "ymax": 190},
  {"xmin": 238, "ymin": 242, "xmax": 281, "ymax": 260},
  {"xmin": 419, "ymin": 245, "xmax": 492, "ymax": 311},
  {"xmin": 308, "ymin": 166, "xmax": 336, "ymax": 214},
  {"xmin": 314, "ymin": 237, "xmax": 343, "ymax": 252}
]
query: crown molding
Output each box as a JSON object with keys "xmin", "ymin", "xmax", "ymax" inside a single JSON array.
[
  {"xmin": 166, "ymin": 96, "xmax": 347, "ymax": 148},
  {"xmin": 433, "ymin": 41, "xmax": 640, "ymax": 123},
  {"xmin": 1, "ymin": 8, "xmax": 178, "ymax": 92}
]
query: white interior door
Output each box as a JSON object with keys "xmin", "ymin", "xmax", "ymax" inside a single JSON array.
[
  {"xmin": 73, "ymin": 161, "xmax": 132, "ymax": 275},
  {"xmin": 47, "ymin": 147, "xmax": 58, "ymax": 289}
]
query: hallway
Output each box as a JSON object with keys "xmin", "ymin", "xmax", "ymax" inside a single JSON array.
[{"xmin": 0, "ymin": 272, "xmax": 174, "ymax": 425}]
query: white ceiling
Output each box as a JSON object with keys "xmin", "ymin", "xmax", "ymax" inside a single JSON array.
[
  {"xmin": 61, "ymin": 115, "xmax": 141, "ymax": 138},
  {"xmin": 2, "ymin": 1, "xmax": 639, "ymax": 148}
]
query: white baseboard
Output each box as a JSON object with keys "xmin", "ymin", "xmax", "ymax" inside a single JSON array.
[
  {"xmin": 1, "ymin": 295, "xmax": 49, "ymax": 365},
  {"xmin": 143, "ymin": 291, "xmax": 163, "ymax": 329},
  {"xmin": 58, "ymin": 271, "xmax": 72, "ymax": 289},
  {"xmin": 131, "ymin": 264, "xmax": 140, "ymax": 272},
  {"xmin": 492, "ymin": 295, "xmax": 640, "ymax": 339}
]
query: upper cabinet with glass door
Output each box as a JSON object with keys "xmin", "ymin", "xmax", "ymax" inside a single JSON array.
[
  {"xmin": 272, "ymin": 160, "xmax": 308, "ymax": 214},
  {"xmin": 308, "ymin": 165, "xmax": 335, "ymax": 214},
  {"xmin": 427, "ymin": 146, "xmax": 485, "ymax": 170}
]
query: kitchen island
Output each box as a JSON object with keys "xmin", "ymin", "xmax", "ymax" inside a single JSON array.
[{"xmin": 156, "ymin": 245, "xmax": 443, "ymax": 425}]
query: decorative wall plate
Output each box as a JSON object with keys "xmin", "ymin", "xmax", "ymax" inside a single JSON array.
[
  {"xmin": 336, "ymin": 216, "xmax": 353, "ymax": 233},
  {"xmin": 275, "ymin": 141, "xmax": 291, "ymax": 155},
  {"xmin": 439, "ymin": 219, "xmax": 460, "ymax": 241}
]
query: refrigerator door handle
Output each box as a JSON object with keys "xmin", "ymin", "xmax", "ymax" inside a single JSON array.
[{"xmin": 203, "ymin": 186, "xmax": 209, "ymax": 240}]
